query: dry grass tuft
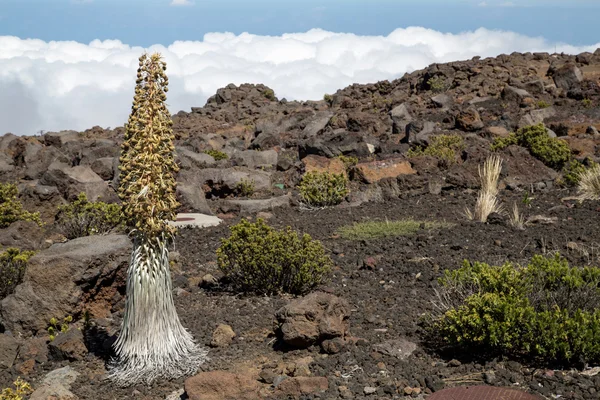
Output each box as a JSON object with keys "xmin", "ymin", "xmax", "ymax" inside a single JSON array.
[
  {"xmin": 577, "ymin": 164, "xmax": 600, "ymax": 201},
  {"xmin": 508, "ymin": 202, "xmax": 525, "ymax": 230},
  {"xmin": 465, "ymin": 155, "xmax": 504, "ymax": 222}
]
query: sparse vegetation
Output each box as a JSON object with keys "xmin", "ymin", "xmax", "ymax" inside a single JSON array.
[
  {"xmin": 203, "ymin": 149, "xmax": 229, "ymax": 161},
  {"xmin": 408, "ymin": 134, "xmax": 465, "ymax": 165},
  {"xmin": 217, "ymin": 218, "xmax": 332, "ymax": 295},
  {"xmin": 582, "ymin": 98, "xmax": 593, "ymax": 109},
  {"xmin": 427, "ymin": 75, "xmax": 448, "ymax": 93},
  {"xmin": 297, "ymin": 171, "xmax": 349, "ymax": 208},
  {"xmin": 337, "ymin": 155, "xmax": 358, "ymax": 171},
  {"xmin": 0, "ymin": 378, "xmax": 33, "ymax": 400},
  {"xmin": 323, "ymin": 94, "xmax": 334, "ymax": 106},
  {"xmin": 235, "ymin": 178, "xmax": 255, "ymax": 197},
  {"xmin": 465, "ymin": 155, "xmax": 504, "ymax": 222},
  {"xmin": 491, "ymin": 123, "xmax": 571, "ymax": 169},
  {"xmin": 56, "ymin": 193, "xmax": 124, "ymax": 239},
  {"xmin": 337, "ymin": 218, "xmax": 453, "ymax": 240},
  {"xmin": 263, "ymin": 88, "xmax": 276, "ymax": 101},
  {"xmin": 429, "ymin": 253, "xmax": 600, "ymax": 365},
  {"xmin": 508, "ymin": 202, "xmax": 525, "ymax": 230},
  {"xmin": 0, "ymin": 248, "xmax": 34, "ymax": 300},
  {"xmin": 0, "ymin": 183, "xmax": 42, "ymax": 228},
  {"xmin": 47, "ymin": 315, "xmax": 72, "ymax": 341},
  {"xmin": 536, "ymin": 100, "xmax": 551, "ymax": 109}
]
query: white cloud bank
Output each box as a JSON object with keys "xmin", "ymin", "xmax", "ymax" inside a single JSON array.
[
  {"xmin": 170, "ymin": 0, "xmax": 194, "ymax": 6},
  {"xmin": 0, "ymin": 27, "xmax": 598, "ymax": 136}
]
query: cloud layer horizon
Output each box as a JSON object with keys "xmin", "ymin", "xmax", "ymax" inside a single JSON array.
[{"xmin": 1, "ymin": 27, "xmax": 599, "ymax": 136}]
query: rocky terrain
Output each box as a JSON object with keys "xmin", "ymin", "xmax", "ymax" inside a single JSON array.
[{"xmin": 1, "ymin": 49, "xmax": 600, "ymax": 399}]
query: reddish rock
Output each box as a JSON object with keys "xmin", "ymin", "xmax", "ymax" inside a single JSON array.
[
  {"xmin": 562, "ymin": 137, "xmax": 597, "ymax": 158},
  {"xmin": 456, "ymin": 107, "xmax": 484, "ymax": 131},
  {"xmin": 48, "ymin": 329, "xmax": 87, "ymax": 361},
  {"xmin": 210, "ymin": 324, "xmax": 236, "ymax": 348},
  {"xmin": 273, "ymin": 377, "xmax": 329, "ymax": 398},
  {"xmin": 185, "ymin": 371, "xmax": 262, "ymax": 400},
  {"xmin": 355, "ymin": 159, "xmax": 415, "ymax": 184},
  {"xmin": 302, "ymin": 155, "xmax": 347, "ymax": 177},
  {"xmin": 275, "ymin": 292, "xmax": 350, "ymax": 348}
]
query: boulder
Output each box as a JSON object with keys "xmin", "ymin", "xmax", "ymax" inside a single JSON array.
[
  {"xmin": 455, "ymin": 107, "xmax": 484, "ymax": 131},
  {"xmin": 302, "ymin": 155, "xmax": 347, "ymax": 177},
  {"xmin": 30, "ymin": 366, "xmax": 80, "ymax": 400},
  {"xmin": 40, "ymin": 164, "xmax": 115, "ymax": 202},
  {"xmin": 518, "ymin": 107, "xmax": 556, "ymax": 128},
  {"xmin": 0, "ymin": 234, "xmax": 131, "ymax": 335},
  {"xmin": 183, "ymin": 168, "xmax": 272, "ymax": 199},
  {"xmin": 0, "ymin": 334, "xmax": 19, "ymax": 369},
  {"xmin": 90, "ymin": 157, "xmax": 115, "ymax": 181},
  {"xmin": 501, "ymin": 85, "xmax": 533, "ymax": 102},
  {"xmin": 552, "ymin": 63, "xmax": 583, "ymax": 91},
  {"xmin": 48, "ymin": 328, "xmax": 87, "ymax": 361},
  {"xmin": 355, "ymin": 159, "xmax": 416, "ymax": 184},
  {"xmin": 275, "ymin": 292, "xmax": 350, "ymax": 348},
  {"xmin": 389, "ymin": 103, "xmax": 413, "ymax": 136},
  {"xmin": 43, "ymin": 131, "xmax": 80, "ymax": 148},
  {"xmin": 176, "ymin": 147, "xmax": 216, "ymax": 169},
  {"xmin": 176, "ymin": 183, "xmax": 213, "ymax": 215},
  {"xmin": 185, "ymin": 371, "xmax": 261, "ymax": 400},
  {"xmin": 23, "ymin": 144, "xmax": 70, "ymax": 180},
  {"xmin": 301, "ymin": 112, "xmax": 334, "ymax": 138},
  {"xmin": 232, "ymin": 149, "xmax": 278, "ymax": 169},
  {"xmin": 0, "ymin": 220, "xmax": 45, "ymax": 251},
  {"xmin": 273, "ymin": 377, "xmax": 329, "ymax": 398}
]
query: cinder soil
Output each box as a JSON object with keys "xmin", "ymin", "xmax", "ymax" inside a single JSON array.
[{"xmin": 64, "ymin": 188, "xmax": 600, "ymax": 399}]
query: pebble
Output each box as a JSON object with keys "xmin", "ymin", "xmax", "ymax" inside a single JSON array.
[
  {"xmin": 484, "ymin": 371, "xmax": 496, "ymax": 384},
  {"xmin": 363, "ymin": 386, "xmax": 377, "ymax": 395}
]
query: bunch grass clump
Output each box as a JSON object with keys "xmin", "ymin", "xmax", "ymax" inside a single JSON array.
[
  {"xmin": 217, "ymin": 218, "xmax": 332, "ymax": 295},
  {"xmin": 56, "ymin": 193, "xmax": 124, "ymax": 239},
  {"xmin": 0, "ymin": 183, "xmax": 42, "ymax": 228},
  {"xmin": 465, "ymin": 155, "xmax": 503, "ymax": 222},
  {"xmin": 337, "ymin": 218, "xmax": 453, "ymax": 240},
  {"xmin": 0, "ymin": 247, "xmax": 34, "ymax": 299},
  {"xmin": 298, "ymin": 171, "xmax": 349, "ymax": 208},
  {"xmin": 576, "ymin": 163, "xmax": 600, "ymax": 201},
  {"xmin": 491, "ymin": 123, "xmax": 571, "ymax": 169},
  {"xmin": 429, "ymin": 253, "xmax": 600, "ymax": 365}
]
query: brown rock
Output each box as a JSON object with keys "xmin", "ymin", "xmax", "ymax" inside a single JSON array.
[
  {"xmin": 0, "ymin": 334, "xmax": 19, "ymax": 369},
  {"xmin": 456, "ymin": 107, "xmax": 484, "ymax": 131},
  {"xmin": 484, "ymin": 126, "xmax": 511, "ymax": 138},
  {"xmin": 18, "ymin": 337, "xmax": 49, "ymax": 364},
  {"xmin": 273, "ymin": 377, "xmax": 329, "ymax": 398},
  {"xmin": 302, "ymin": 155, "xmax": 346, "ymax": 177},
  {"xmin": 562, "ymin": 137, "xmax": 597, "ymax": 158},
  {"xmin": 355, "ymin": 159, "xmax": 415, "ymax": 184},
  {"xmin": 210, "ymin": 324, "xmax": 236, "ymax": 347},
  {"xmin": 48, "ymin": 328, "xmax": 87, "ymax": 361},
  {"xmin": 275, "ymin": 292, "xmax": 350, "ymax": 348},
  {"xmin": 185, "ymin": 371, "xmax": 261, "ymax": 400}
]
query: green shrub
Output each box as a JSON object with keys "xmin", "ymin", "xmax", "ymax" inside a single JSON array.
[
  {"xmin": 427, "ymin": 75, "xmax": 447, "ymax": 93},
  {"xmin": 561, "ymin": 159, "xmax": 597, "ymax": 186},
  {"xmin": 429, "ymin": 253, "xmax": 600, "ymax": 364},
  {"xmin": 491, "ymin": 124, "xmax": 571, "ymax": 169},
  {"xmin": 0, "ymin": 248, "xmax": 34, "ymax": 299},
  {"xmin": 263, "ymin": 88, "xmax": 276, "ymax": 101},
  {"xmin": 47, "ymin": 315, "xmax": 72, "ymax": 341},
  {"xmin": 582, "ymin": 99, "xmax": 593, "ymax": 109},
  {"xmin": 56, "ymin": 193, "xmax": 124, "ymax": 239},
  {"xmin": 203, "ymin": 149, "xmax": 229, "ymax": 161},
  {"xmin": 216, "ymin": 218, "xmax": 332, "ymax": 295},
  {"xmin": 408, "ymin": 134, "xmax": 465, "ymax": 165},
  {"xmin": 0, "ymin": 378, "xmax": 33, "ymax": 400},
  {"xmin": 536, "ymin": 100, "xmax": 551, "ymax": 109},
  {"xmin": 337, "ymin": 155, "xmax": 358, "ymax": 170},
  {"xmin": 323, "ymin": 94, "xmax": 334, "ymax": 106},
  {"xmin": 0, "ymin": 183, "xmax": 42, "ymax": 228},
  {"xmin": 298, "ymin": 171, "xmax": 349, "ymax": 208},
  {"xmin": 235, "ymin": 178, "xmax": 255, "ymax": 197}
]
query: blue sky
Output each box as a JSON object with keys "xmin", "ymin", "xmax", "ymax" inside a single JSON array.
[{"xmin": 1, "ymin": 0, "xmax": 599, "ymax": 46}]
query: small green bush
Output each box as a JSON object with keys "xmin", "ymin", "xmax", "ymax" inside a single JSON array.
[
  {"xmin": 216, "ymin": 218, "xmax": 332, "ymax": 295},
  {"xmin": 0, "ymin": 248, "xmax": 35, "ymax": 299},
  {"xmin": 561, "ymin": 159, "xmax": 597, "ymax": 186},
  {"xmin": 203, "ymin": 149, "xmax": 229, "ymax": 161},
  {"xmin": 235, "ymin": 178, "xmax": 255, "ymax": 197},
  {"xmin": 0, "ymin": 183, "xmax": 42, "ymax": 228},
  {"xmin": 298, "ymin": 171, "xmax": 349, "ymax": 208},
  {"xmin": 429, "ymin": 253, "xmax": 600, "ymax": 365},
  {"xmin": 408, "ymin": 134, "xmax": 465, "ymax": 165},
  {"xmin": 491, "ymin": 124, "xmax": 571, "ymax": 169},
  {"xmin": 56, "ymin": 193, "xmax": 124, "ymax": 239},
  {"xmin": 323, "ymin": 94, "xmax": 334, "ymax": 106},
  {"xmin": 427, "ymin": 75, "xmax": 447, "ymax": 93},
  {"xmin": 0, "ymin": 377, "xmax": 33, "ymax": 400},
  {"xmin": 263, "ymin": 88, "xmax": 276, "ymax": 101},
  {"xmin": 337, "ymin": 155, "xmax": 358, "ymax": 170},
  {"xmin": 582, "ymin": 99, "xmax": 593, "ymax": 109},
  {"xmin": 536, "ymin": 100, "xmax": 551, "ymax": 109}
]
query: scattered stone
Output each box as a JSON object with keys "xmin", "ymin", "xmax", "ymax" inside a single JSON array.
[
  {"xmin": 210, "ymin": 324, "xmax": 236, "ymax": 348},
  {"xmin": 273, "ymin": 376, "xmax": 329, "ymax": 398},
  {"xmin": 321, "ymin": 337, "xmax": 346, "ymax": 354},
  {"xmin": 364, "ymin": 386, "xmax": 377, "ymax": 395},
  {"xmin": 184, "ymin": 371, "xmax": 261, "ymax": 400},
  {"xmin": 275, "ymin": 292, "xmax": 350, "ymax": 348},
  {"xmin": 302, "ymin": 154, "xmax": 347, "ymax": 177},
  {"xmin": 355, "ymin": 159, "xmax": 416, "ymax": 184},
  {"xmin": 30, "ymin": 366, "xmax": 80, "ymax": 400},
  {"xmin": 455, "ymin": 107, "xmax": 484, "ymax": 131},
  {"xmin": 448, "ymin": 359, "xmax": 461, "ymax": 367},
  {"xmin": 0, "ymin": 334, "xmax": 19, "ymax": 369},
  {"xmin": 165, "ymin": 388, "xmax": 185, "ymax": 400},
  {"xmin": 373, "ymin": 338, "xmax": 418, "ymax": 360},
  {"xmin": 552, "ymin": 63, "xmax": 583, "ymax": 91},
  {"xmin": 48, "ymin": 328, "xmax": 87, "ymax": 361},
  {"xmin": 484, "ymin": 371, "xmax": 496, "ymax": 384},
  {"xmin": 338, "ymin": 385, "xmax": 354, "ymax": 399}
]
